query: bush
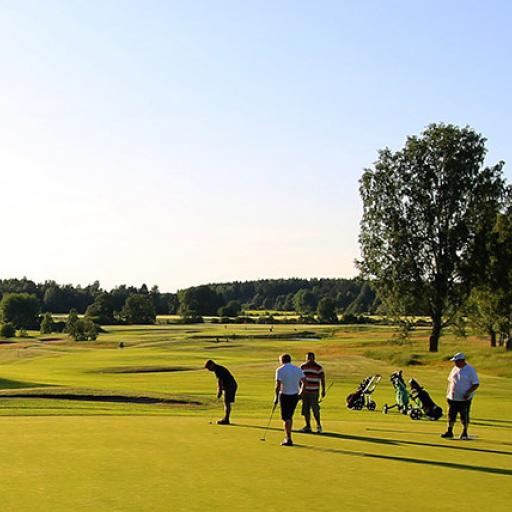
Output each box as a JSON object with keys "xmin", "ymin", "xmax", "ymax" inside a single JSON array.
[
  {"xmin": 0, "ymin": 322, "xmax": 16, "ymax": 338},
  {"xmin": 235, "ymin": 316, "xmax": 255, "ymax": 324},
  {"xmin": 40, "ymin": 312, "xmax": 54, "ymax": 334},
  {"xmin": 68, "ymin": 317, "xmax": 98, "ymax": 341},
  {"xmin": 179, "ymin": 314, "xmax": 204, "ymax": 324},
  {"xmin": 217, "ymin": 300, "xmax": 242, "ymax": 318},
  {"xmin": 297, "ymin": 315, "xmax": 317, "ymax": 324},
  {"xmin": 339, "ymin": 314, "xmax": 358, "ymax": 324},
  {"xmin": 53, "ymin": 321, "xmax": 66, "ymax": 333}
]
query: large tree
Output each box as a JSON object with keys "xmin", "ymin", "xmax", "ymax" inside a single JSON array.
[
  {"xmin": 358, "ymin": 123, "xmax": 507, "ymax": 351},
  {"xmin": 0, "ymin": 293, "xmax": 40, "ymax": 329}
]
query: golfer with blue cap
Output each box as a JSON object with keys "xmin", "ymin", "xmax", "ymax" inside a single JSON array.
[{"xmin": 441, "ymin": 352, "xmax": 479, "ymax": 440}]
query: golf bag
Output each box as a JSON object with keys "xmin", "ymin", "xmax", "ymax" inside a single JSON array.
[
  {"xmin": 346, "ymin": 374, "xmax": 381, "ymax": 411},
  {"xmin": 383, "ymin": 370, "xmax": 423, "ymax": 420},
  {"xmin": 409, "ymin": 378, "xmax": 443, "ymax": 420}
]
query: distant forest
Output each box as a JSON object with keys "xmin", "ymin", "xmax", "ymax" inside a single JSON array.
[{"xmin": 0, "ymin": 277, "xmax": 379, "ymax": 318}]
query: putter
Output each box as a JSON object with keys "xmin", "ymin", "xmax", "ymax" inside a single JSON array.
[
  {"xmin": 319, "ymin": 381, "xmax": 334, "ymax": 403},
  {"xmin": 260, "ymin": 402, "xmax": 278, "ymax": 441},
  {"xmin": 209, "ymin": 397, "xmax": 221, "ymax": 424}
]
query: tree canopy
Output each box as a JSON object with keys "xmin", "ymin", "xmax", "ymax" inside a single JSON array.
[
  {"xmin": 358, "ymin": 123, "xmax": 508, "ymax": 351},
  {"xmin": 0, "ymin": 293, "xmax": 40, "ymax": 330}
]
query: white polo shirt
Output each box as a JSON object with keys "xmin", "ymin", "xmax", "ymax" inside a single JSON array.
[
  {"xmin": 447, "ymin": 363, "xmax": 479, "ymax": 401},
  {"xmin": 276, "ymin": 363, "xmax": 304, "ymax": 395}
]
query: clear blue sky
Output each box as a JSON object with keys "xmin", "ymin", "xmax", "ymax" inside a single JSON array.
[{"xmin": 1, "ymin": 1, "xmax": 511, "ymax": 291}]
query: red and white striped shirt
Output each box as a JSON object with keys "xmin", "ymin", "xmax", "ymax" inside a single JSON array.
[{"xmin": 300, "ymin": 361, "xmax": 324, "ymax": 392}]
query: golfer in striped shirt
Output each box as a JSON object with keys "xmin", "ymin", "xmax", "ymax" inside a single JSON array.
[{"xmin": 299, "ymin": 352, "xmax": 326, "ymax": 433}]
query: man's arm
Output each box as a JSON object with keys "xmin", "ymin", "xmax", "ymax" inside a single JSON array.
[
  {"xmin": 275, "ymin": 380, "xmax": 281, "ymax": 404},
  {"xmin": 320, "ymin": 370, "xmax": 326, "ymax": 398},
  {"xmin": 298, "ymin": 375, "xmax": 306, "ymax": 397},
  {"xmin": 217, "ymin": 378, "xmax": 223, "ymax": 399},
  {"xmin": 463, "ymin": 383, "xmax": 479, "ymax": 400}
]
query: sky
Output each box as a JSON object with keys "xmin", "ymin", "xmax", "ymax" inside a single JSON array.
[{"xmin": 1, "ymin": 0, "xmax": 511, "ymax": 292}]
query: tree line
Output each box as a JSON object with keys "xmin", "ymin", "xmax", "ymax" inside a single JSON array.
[{"xmin": 0, "ymin": 277, "xmax": 379, "ymax": 336}]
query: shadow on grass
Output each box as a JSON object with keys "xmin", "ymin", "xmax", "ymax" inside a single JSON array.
[
  {"xmin": 471, "ymin": 421, "xmax": 512, "ymax": 429},
  {"xmin": 234, "ymin": 423, "xmax": 397, "ymax": 446},
  {"xmin": 0, "ymin": 378, "xmax": 52, "ymax": 390},
  {"xmin": 293, "ymin": 444, "xmax": 512, "ymax": 477},
  {"xmin": 366, "ymin": 427, "xmax": 512, "ymax": 448},
  {"xmin": 234, "ymin": 424, "xmax": 512, "ymax": 456},
  {"xmin": 473, "ymin": 418, "xmax": 512, "ymax": 424}
]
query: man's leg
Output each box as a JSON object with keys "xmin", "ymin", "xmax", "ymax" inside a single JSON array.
[
  {"xmin": 312, "ymin": 394, "xmax": 321, "ymax": 432},
  {"xmin": 459, "ymin": 400, "xmax": 471, "ymax": 439},
  {"xmin": 280, "ymin": 395, "xmax": 298, "ymax": 445},
  {"xmin": 218, "ymin": 388, "xmax": 235, "ymax": 424},
  {"xmin": 285, "ymin": 419, "xmax": 292, "ymax": 440},
  {"xmin": 300, "ymin": 394, "xmax": 312, "ymax": 432},
  {"xmin": 441, "ymin": 399, "xmax": 456, "ymax": 438},
  {"xmin": 224, "ymin": 401, "xmax": 231, "ymax": 421}
]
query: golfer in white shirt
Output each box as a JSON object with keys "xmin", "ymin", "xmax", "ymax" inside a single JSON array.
[
  {"xmin": 275, "ymin": 354, "xmax": 306, "ymax": 446},
  {"xmin": 441, "ymin": 352, "xmax": 479, "ymax": 440}
]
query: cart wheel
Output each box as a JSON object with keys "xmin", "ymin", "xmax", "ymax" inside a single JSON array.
[
  {"xmin": 367, "ymin": 401, "xmax": 376, "ymax": 411},
  {"xmin": 382, "ymin": 404, "xmax": 388, "ymax": 414},
  {"xmin": 410, "ymin": 408, "xmax": 421, "ymax": 420}
]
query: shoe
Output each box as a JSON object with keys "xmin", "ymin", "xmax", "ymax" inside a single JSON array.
[
  {"xmin": 441, "ymin": 431, "xmax": 454, "ymax": 439},
  {"xmin": 280, "ymin": 439, "xmax": 293, "ymax": 446},
  {"xmin": 299, "ymin": 426, "xmax": 312, "ymax": 433},
  {"xmin": 316, "ymin": 425, "xmax": 323, "ymax": 434},
  {"xmin": 460, "ymin": 432, "xmax": 469, "ymax": 440},
  {"xmin": 217, "ymin": 419, "xmax": 230, "ymax": 425}
]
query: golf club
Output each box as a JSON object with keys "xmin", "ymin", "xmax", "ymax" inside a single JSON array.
[
  {"xmin": 208, "ymin": 397, "xmax": 221, "ymax": 424},
  {"xmin": 260, "ymin": 402, "xmax": 278, "ymax": 441},
  {"xmin": 319, "ymin": 381, "xmax": 334, "ymax": 403}
]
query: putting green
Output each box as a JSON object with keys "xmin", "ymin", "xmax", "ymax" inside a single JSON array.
[{"xmin": 0, "ymin": 324, "xmax": 511, "ymax": 511}]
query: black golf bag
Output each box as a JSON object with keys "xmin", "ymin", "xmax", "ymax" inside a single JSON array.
[
  {"xmin": 408, "ymin": 378, "xmax": 443, "ymax": 420},
  {"xmin": 346, "ymin": 375, "xmax": 381, "ymax": 411}
]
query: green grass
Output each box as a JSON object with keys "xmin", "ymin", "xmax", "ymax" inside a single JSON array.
[{"xmin": 1, "ymin": 324, "xmax": 511, "ymax": 511}]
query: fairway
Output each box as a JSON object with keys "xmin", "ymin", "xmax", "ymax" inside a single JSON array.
[{"xmin": 1, "ymin": 324, "xmax": 511, "ymax": 511}]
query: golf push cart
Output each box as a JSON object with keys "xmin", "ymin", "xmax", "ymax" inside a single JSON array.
[
  {"xmin": 383, "ymin": 370, "xmax": 443, "ymax": 420},
  {"xmin": 346, "ymin": 374, "xmax": 382, "ymax": 411}
]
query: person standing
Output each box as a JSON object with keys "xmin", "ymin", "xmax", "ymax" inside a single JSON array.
[
  {"xmin": 275, "ymin": 353, "xmax": 306, "ymax": 446},
  {"xmin": 299, "ymin": 352, "xmax": 326, "ymax": 433},
  {"xmin": 205, "ymin": 359, "xmax": 238, "ymax": 425},
  {"xmin": 441, "ymin": 352, "xmax": 479, "ymax": 440}
]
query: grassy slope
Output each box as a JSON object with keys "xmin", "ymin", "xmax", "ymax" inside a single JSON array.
[{"xmin": 0, "ymin": 324, "xmax": 511, "ymax": 511}]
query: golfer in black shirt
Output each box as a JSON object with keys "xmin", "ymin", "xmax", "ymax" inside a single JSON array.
[{"xmin": 205, "ymin": 360, "xmax": 238, "ymax": 425}]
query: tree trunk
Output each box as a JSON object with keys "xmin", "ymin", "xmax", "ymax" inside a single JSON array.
[
  {"xmin": 505, "ymin": 336, "xmax": 512, "ymax": 351},
  {"xmin": 490, "ymin": 329, "xmax": 497, "ymax": 347},
  {"xmin": 429, "ymin": 314, "xmax": 442, "ymax": 352}
]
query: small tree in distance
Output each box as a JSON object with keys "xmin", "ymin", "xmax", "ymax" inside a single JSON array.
[
  {"xmin": 40, "ymin": 312, "xmax": 54, "ymax": 334},
  {"xmin": 120, "ymin": 295, "xmax": 156, "ymax": 324},
  {"xmin": 218, "ymin": 300, "xmax": 242, "ymax": 317},
  {"xmin": 0, "ymin": 322, "xmax": 16, "ymax": 338},
  {"xmin": 317, "ymin": 297, "xmax": 338, "ymax": 323},
  {"xmin": 65, "ymin": 309, "xmax": 79, "ymax": 334}
]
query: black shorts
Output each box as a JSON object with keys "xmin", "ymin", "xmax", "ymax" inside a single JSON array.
[
  {"xmin": 280, "ymin": 393, "xmax": 299, "ymax": 421},
  {"xmin": 223, "ymin": 384, "xmax": 237, "ymax": 404},
  {"xmin": 447, "ymin": 399, "xmax": 472, "ymax": 424}
]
